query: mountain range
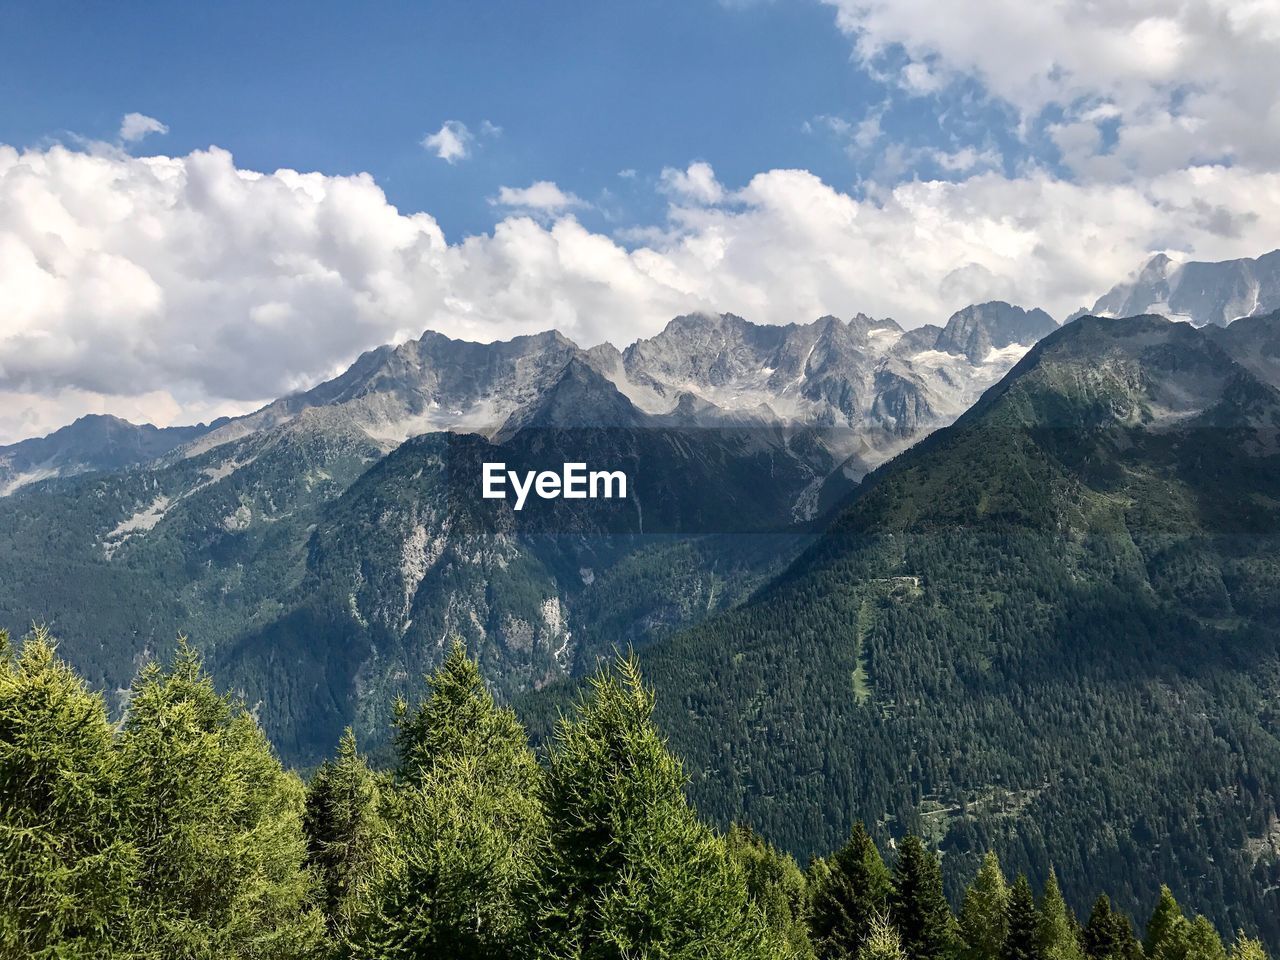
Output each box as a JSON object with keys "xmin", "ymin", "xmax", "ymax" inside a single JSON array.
[
  {"xmin": 4, "ymin": 248, "xmax": 1280, "ymax": 945},
  {"xmin": 8, "ymin": 247, "xmax": 1276, "ymax": 497},
  {"xmin": 0, "ymin": 298, "xmax": 1058, "ymax": 750},
  {"xmin": 0, "ymin": 300, "xmax": 1058, "ymax": 499},
  {"xmin": 1089, "ymin": 248, "xmax": 1280, "ymax": 327}
]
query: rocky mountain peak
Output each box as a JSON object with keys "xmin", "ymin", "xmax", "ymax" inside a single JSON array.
[
  {"xmin": 1091, "ymin": 249, "xmax": 1280, "ymax": 327},
  {"xmin": 934, "ymin": 301, "xmax": 1058, "ymax": 363}
]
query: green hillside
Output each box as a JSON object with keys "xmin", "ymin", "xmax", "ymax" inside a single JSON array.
[{"xmin": 523, "ymin": 315, "xmax": 1280, "ymax": 946}]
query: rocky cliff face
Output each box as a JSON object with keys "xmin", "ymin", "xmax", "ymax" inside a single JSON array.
[{"xmin": 933, "ymin": 302, "xmax": 1059, "ymax": 363}]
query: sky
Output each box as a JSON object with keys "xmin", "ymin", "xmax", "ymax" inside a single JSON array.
[{"xmin": 2, "ymin": 0, "xmax": 1280, "ymax": 443}]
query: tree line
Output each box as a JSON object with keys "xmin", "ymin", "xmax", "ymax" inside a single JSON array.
[{"xmin": 1, "ymin": 627, "xmax": 1270, "ymax": 960}]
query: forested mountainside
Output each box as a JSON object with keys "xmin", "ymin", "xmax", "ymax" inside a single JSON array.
[
  {"xmin": 0, "ymin": 413, "xmax": 220, "ymax": 496},
  {"xmin": 3, "ymin": 629, "xmax": 1270, "ymax": 960},
  {"xmin": 0, "ymin": 306, "xmax": 1049, "ymax": 760},
  {"xmin": 523, "ymin": 312, "xmax": 1280, "ymax": 948}
]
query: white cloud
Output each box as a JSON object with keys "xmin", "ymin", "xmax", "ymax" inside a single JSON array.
[
  {"xmin": 119, "ymin": 113, "xmax": 168, "ymax": 143},
  {"xmin": 422, "ymin": 120, "xmax": 473, "ymax": 163},
  {"xmin": 931, "ymin": 146, "xmax": 1002, "ymax": 173},
  {"xmin": 659, "ymin": 162, "xmax": 725, "ymax": 205},
  {"xmin": 820, "ymin": 0, "xmax": 1280, "ymax": 177},
  {"xmin": 900, "ymin": 61, "xmax": 944, "ymax": 96},
  {"xmin": 490, "ymin": 181, "xmax": 585, "ymax": 212},
  {"xmin": 2, "ymin": 142, "xmax": 1280, "ymax": 443}
]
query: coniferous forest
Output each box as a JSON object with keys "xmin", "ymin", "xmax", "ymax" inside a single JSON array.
[{"xmin": 3, "ymin": 627, "xmax": 1270, "ymax": 960}]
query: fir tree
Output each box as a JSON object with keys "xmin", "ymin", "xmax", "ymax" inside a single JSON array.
[
  {"xmin": 303, "ymin": 727, "xmax": 383, "ymax": 939},
  {"xmin": 1003, "ymin": 875, "xmax": 1044, "ymax": 960},
  {"xmin": 891, "ymin": 835, "xmax": 956, "ymax": 960},
  {"xmin": 349, "ymin": 639, "xmax": 544, "ymax": 960},
  {"xmin": 1037, "ymin": 870, "xmax": 1084, "ymax": 960},
  {"xmin": 0, "ymin": 629, "xmax": 135, "ymax": 959},
  {"xmin": 116, "ymin": 640, "xmax": 324, "ymax": 959},
  {"xmin": 809, "ymin": 821, "xmax": 893, "ymax": 959},
  {"xmin": 1083, "ymin": 896, "xmax": 1141, "ymax": 960},
  {"xmin": 960, "ymin": 851, "xmax": 1010, "ymax": 960},
  {"xmin": 534, "ymin": 654, "xmax": 783, "ymax": 959}
]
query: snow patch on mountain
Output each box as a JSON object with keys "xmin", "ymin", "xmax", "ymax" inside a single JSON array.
[{"xmin": 1092, "ymin": 249, "xmax": 1280, "ymax": 327}]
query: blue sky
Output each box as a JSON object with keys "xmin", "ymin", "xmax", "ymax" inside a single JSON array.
[
  {"xmin": 3, "ymin": 0, "xmax": 876, "ymax": 239},
  {"xmin": 1, "ymin": 0, "xmax": 1278, "ymax": 441},
  {"xmin": 0, "ymin": 0, "xmax": 1035, "ymax": 240}
]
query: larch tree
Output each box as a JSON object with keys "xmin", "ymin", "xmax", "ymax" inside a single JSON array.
[
  {"xmin": 0, "ymin": 629, "xmax": 136, "ymax": 960},
  {"xmin": 1037, "ymin": 869, "xmax": 1084, "ymax": 960},
  {"xmin": 1185, "ymin": 916, "xmax": 1227, "ymax": 960},
  {"xmin": 727, "ymin": 823, "xmax": 816, "ymax": 959},
  {"xmin": 1145, "ymin": 886, "xmax": 1191, "ymax": 960},
  {"xmin": 1227, "ymin": 933, "xmax": 1267, "ymax": 960},
  {"xmin": 960, "ymin": 851, "xmax": 1010, "ymax": 960},
  {"xmin": 534, "ymin": 654, "xmax": 786, "ymax": 960},
  {"xmin": 116, "ymin": 641, "xmax": 324, "ymax": 960},
  {"xmin": 864, "ymin": 914, "xmax": 911, "ymax": 960},
  {"xmin": 348, "ymin": 639, "xmax": 545, "ymax": 960}
]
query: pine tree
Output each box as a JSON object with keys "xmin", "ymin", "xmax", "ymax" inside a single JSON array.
[
  {"xmin": 116, "ymin": 640, "xmax": 324, "ymax": 959},
  {"xmin": 1145, "ymin": 886, "xmax": 1190, "ymax": 960},
  {"xmin": 864, "ymin": 913, "xmax": 911, "ymax": 960},
  {"xmin": 1003, "ymin": 875, "xmax": 1044, "ymax": 960},
  {"xmin": 810, "ymin": 821, "xmax": 893, "ymax": 959},
  {"xmin": 891, "ymin": 835, "xmax": 956, "ymax": 960},
  {"xmin": 1037, "ymin": 870, "xmax": 1084, "ymax": 960},
  {"xmin": 1083, "ymin": 896, "xmax": 1141, "ymax": 960},
  {"xmin": 727, "ymin": 824, "xmax": 816, "ymax": 959},
  {"xmin": 348, "ymin": 639, "xmax": 544, "ymax": 960},
  {"xmin": 534, "ymin": 654, "xmax": 784, "ymax": 959},
  {"xmin": 0, "ymin": 629, "xmax": 136, "ymax": 959},
  {"xmin": 960, "ymin": 851, "xmax": 1010, "ymax": 960},
  {"xmin": 303, "ymin": 727, "xmax": 383, "ymax": 939}
]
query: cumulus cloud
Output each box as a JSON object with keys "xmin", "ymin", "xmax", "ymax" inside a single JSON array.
[
  {"xmin": 119, "ymin": 113, "xmax": 168, "ymax": 143},
  {"xmin": 490, "ymin": 181, "xmax": 585, "ymax": 212},
  {"xmin": 422, "ymin": 120, "xmax": 473, "ymax": 163},
  {"xmin": 659, "ymin": 162, "xmax": 725, "ymax": 205},
  {"xmin": 820, "ymin": 0, "xmax": 1280, "ymax": 177},
  {"xmin": 2, "ymin": 142, "xmax": 1280, "ymax": 443}
]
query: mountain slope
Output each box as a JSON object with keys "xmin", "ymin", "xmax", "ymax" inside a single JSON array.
[
  {"xmin": 1, "ymin": 305, "xmax": 1050, "ymax": 501},
  {"xmin": 0, "ymin": 307, "xmax": 1061, "ymax": 758},
  {"xmin": 0, "ymin": 414, "xmax": 220, "ymax": 495},
  {"xmin": 1092, "ymin": 250, "xmax": 1280, "ymax": 327},
  {"xmin": 529, "ymin": 312, "xmax": 1280, "ymax": 945},
  {"xmin": 218, "ymin": 361, "xmax": 839, "ymax": 758}
]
